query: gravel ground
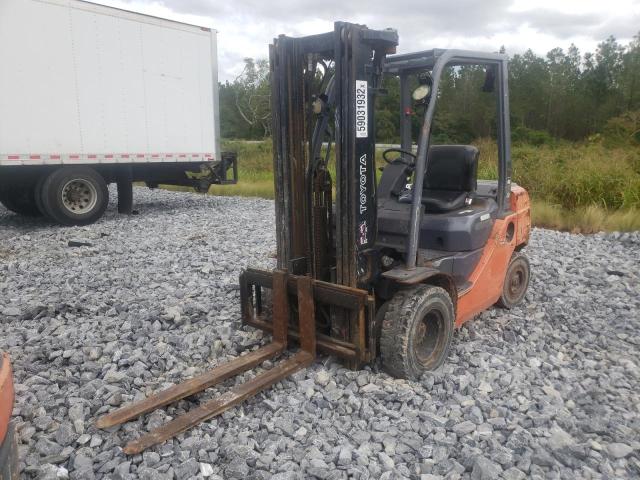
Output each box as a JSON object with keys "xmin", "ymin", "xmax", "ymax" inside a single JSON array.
[{"xmin": 1, "ymin": 187, "xmax": 639, "ymax": 480}]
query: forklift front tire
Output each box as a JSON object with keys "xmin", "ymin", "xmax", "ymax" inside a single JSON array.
[
  {"xmin": 496, "ymin": 252, "xmax": 530, "ymax": 309},
  {"xmin": 380, "ymin": 285, "xmax": 455, "ymax": 380}
]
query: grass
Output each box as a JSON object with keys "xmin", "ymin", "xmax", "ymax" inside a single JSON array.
[
  {"xmin": 210, "ymin": 141, "xmax": 275, "ymax": 198},
  {"xmin": 208, "ymin": 179, "xmax": 274, "ymax": 198},
  {"xmin": 532, "ymin": 201, "xmax": 640, "ymax": 233},
  {"xmin": 475, "ymin": 137, "xmax": 640, "ymax": 231},
  {"xmin": 475, "ymin": 138, "xmax": 640, "ymax": 211},
  {"xmin": 166, "ymin": 139, "xmax": 640, "ymax": 232}
]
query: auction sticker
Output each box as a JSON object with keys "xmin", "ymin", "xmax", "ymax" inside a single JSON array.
[{"xmin": 355, "ymin": 80, "xmax": 368, "ymax": 138}]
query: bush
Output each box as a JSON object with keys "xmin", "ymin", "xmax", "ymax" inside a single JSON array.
[
  {"xmin": 376, "ymin": 110, "xmax": 400, "ymax": 144},
  {"xmin": 602, "ymin": 111, "xmax": 640, "ymax": 147},
  {"xmin": 512, "ymin": 126, "xmax": 555, "ymax": 146},
  {"xmin": 431, "ymin": 114, "xmax": 475, "ymax": 144},
  {"xmin": 474, "ymin": 138, "xmax": 640, "ymax": 210}
]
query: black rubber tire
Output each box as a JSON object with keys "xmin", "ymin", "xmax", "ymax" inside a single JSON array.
[
  {"xmin": 40, "ymin": 167, "xmax": 109, "ymax": 226},
  {"xmin": 496, "ymin": 251, "xmax": 531, "ymax": 309},
  {"xmin": 0, "ymin": 185, "xmax": 42, "ymax": 216},
  {"xmin": 380, "ymin": 285, "xmax": 455, "ymax": 379},
  {"xmin": 373, "ymin": 301, "xmax": 391, "ymax": 355},
  {"xmin": 34, "ymin": 174, "xmax": 49, "ymax": 218}
]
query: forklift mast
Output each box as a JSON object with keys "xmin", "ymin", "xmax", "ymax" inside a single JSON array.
[{"xmin": 270, "ymin": 22, "xmax": 398, "ymax": 288}]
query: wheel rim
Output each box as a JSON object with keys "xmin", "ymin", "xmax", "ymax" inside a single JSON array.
[
  {"xmin": 413, "ymin": 308, "xmax": 445, "ymax": 365},
  {"xmin": 61, "ymin": 179, "xmax": 97, "ymax": 215},
  {"xmin": 505, "ymin": 261, "xmax": 528, "ymax": 305}
]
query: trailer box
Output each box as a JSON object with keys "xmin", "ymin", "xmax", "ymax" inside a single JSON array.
[{"xmin": 0, "ymin": 0, "xmax": 236, "ymax": 225}]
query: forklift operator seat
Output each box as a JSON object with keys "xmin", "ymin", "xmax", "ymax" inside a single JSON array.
[{"xmin": 421, "ymin": 145, "xmax": 479, "ymax": 213}]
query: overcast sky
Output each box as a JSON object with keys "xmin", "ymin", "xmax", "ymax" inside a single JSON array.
[{"xmin": 98, "ymin": 0, "xmax": 640, "ymax": 82}]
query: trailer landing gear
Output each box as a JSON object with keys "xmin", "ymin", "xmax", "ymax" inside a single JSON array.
[{"xmin": 116, "ymin": 166, "xmax": 133, "ymax": 215}]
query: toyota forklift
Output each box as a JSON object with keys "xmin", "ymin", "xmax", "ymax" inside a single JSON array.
[{"xmin": 97, "ymin": 22, "xmax": 531, "ymax": 453}]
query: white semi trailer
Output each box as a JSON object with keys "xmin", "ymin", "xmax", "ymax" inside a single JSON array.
[{"xmin": 0, "ymin": 0, "xmax": 236, "ymax": 226}]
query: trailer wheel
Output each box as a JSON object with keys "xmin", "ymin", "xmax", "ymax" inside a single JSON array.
[
  {"xmin": 380, "ymin": 285, "xmax": 454, "ymax": 379},
  {"xmin": 40, "ymin": 167, "xmax": 109, "ymax": 226},
  {"xmin": 0, "ymin": 185, "xmax": 42, "ymax": 217},
  {"xmin": 496, "ymin": 252, "xmax": 530, "ymax": 309}
]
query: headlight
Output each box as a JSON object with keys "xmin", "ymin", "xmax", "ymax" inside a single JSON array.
[{"xmin": 412, "ymin": 84, "xmax": 431, "ymax": 102}]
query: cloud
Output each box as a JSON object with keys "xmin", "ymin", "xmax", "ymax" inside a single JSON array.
[
  {"xmin": 511, "ymin": 9, "xmax": 602, "ymax": 38},
  {"xmin": 98, "ymin": 0, "xmax": 640, "ymax": 81}
]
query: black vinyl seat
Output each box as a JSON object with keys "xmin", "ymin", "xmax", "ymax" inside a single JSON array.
[
  {"xmin": 379, "ymin": 145, "xmax": 493, "ymax": 253},
  {"xmin": 421, "ymin": 145, "xmax": 479, "ymax": 213}
]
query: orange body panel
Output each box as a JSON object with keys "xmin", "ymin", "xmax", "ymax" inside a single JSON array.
[
  {"xmin": 0, "ymin": 353, "xmax": 15, "ymax": 445},
  {"xmin": 454, "ymin": 186, "xmax": 531, "ymax": 326}
]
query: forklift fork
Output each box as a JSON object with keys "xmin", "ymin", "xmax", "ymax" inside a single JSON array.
[{"xmin": 95, "ymin": 271, "xmax": 316, "ymax": 455}]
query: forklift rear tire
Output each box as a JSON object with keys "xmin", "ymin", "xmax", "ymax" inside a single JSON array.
[
  {"xmin": 380, "ymin": 285, "xmax": 455, "ymax": 380},
  {"xmin": 496, "ymin": 252, "xmax": 530, "ymax": 309},
  {"xmin": 40, "ymin": 167, "xmax": 109, "ymax": 226}
]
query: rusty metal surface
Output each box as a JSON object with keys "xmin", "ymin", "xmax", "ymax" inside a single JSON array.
[
  {"xmin": 123, "ymin": 351, "xmax": 315, "ymax": 455},
  {"xmin": 296, "ymin": 276, "xmax": 316, "ymax": 356},
  {"xmin": 271, "ymin": 270, "xmax": 290, "ymax": 346},
  {"xmin": 241, "ymin": 268, "xmax": 376, "ymax": 364},
  {"xmin": 242, "ymin": 268, "xmax": 368, "ymax": 310},
  {"xmin": 244, "ymin": 316, "xmax": 357, "ymax": 360},
  {"xmin": 268, "ymin": 25, "xmax": 395, "ymax": 373},
  {"xmin": 124, "ymin": 271, "xmax": 316, "ymax": 455},
  {"xmin": 96, "ymin": 342, "xmax": 284, "ymax": 429},
  {"xmin": 97, "ymin": 278, "xmax": 292, "ymax": 443},
  {"xmin": 97, "ymin": 268, "xmax": 320, "ymax": 455},
  {"xmin": 366, "ymin": 296, "xmax": 378, "ymax": 362},
  {"xmin": 118, "ymin": 275, "xmax": 317, "ymax": 455}
]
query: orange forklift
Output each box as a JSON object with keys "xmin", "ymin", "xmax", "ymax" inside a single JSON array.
[{"xmin": 97, "ymin": 22, "xmax": 531, "ymax": 453}]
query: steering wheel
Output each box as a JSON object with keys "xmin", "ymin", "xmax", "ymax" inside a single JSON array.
[{"xmin": 382, "ymin": 148, "xmax": 416, "ymax": 166}]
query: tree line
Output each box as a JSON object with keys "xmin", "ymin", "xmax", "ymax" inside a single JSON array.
[{"xmin": 218, "ymin": 33, "xmax": 640, "ymax": 144}]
